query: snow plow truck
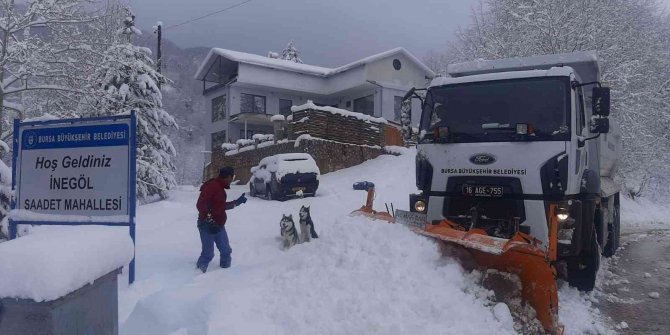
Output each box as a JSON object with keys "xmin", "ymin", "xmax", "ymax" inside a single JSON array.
[{"xmin": 356, "ymin": 51, "xmax": 622, "ymax": 334}]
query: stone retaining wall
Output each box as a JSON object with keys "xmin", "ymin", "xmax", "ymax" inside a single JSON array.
[{"xmin": 204, "ymin": 138, "xmax": 389, "ymax": 184}]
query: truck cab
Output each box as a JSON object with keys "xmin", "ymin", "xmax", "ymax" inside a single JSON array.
[{"xmin": 408, "ymin": 51, "xmax": 622, "ymax": 291}]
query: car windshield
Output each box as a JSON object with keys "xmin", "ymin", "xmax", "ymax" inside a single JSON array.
[{"xmin": 420, "ymin": 77, "xmax": 570, "ymax": 143}]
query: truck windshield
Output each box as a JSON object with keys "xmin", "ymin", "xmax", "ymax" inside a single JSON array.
[{"xmin": 420, "ymin": 77, "xmax": 570, "ymax": 143}]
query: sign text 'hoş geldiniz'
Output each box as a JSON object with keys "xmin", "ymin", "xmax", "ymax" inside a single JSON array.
[{"xmin": 17, "ymin": 121, "xmax": 131, "ymax": 216}]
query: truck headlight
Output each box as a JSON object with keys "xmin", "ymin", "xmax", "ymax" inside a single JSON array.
[
  {"xmin": 556, "ymin": 207, "xmax": 570, "ymax": 222},
  {"xmin": 414, "ymin": 200, "xmax": 427, "ymax": 213}
]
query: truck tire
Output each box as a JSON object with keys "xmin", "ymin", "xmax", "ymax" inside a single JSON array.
[
  {"xmin": 603, "ymin": 197, "xmax": 620, "ymax": 257},
  {"xmin": 249, "ymin": 183, "xmax": 256, "ymax": 197},
  {"xmin": 567, "ymin": 227, "xmax": 600, "ymax": 291}
]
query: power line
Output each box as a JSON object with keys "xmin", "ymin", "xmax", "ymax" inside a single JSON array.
[{"xmin": 165, "ymin": 0, "xmax": 253, "ymax": 30}]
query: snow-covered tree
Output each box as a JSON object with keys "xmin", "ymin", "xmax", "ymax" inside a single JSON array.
[
  {"xmin": 0, "ymin": 0, "xmax": 109, "ymax": 143},
  {"xmin": 280, "ymin": 40, "xmax": 303, "ymax": 63},
  {"xmin": 435, "ymin": 0, "xmax": 670, "ymax": 197},
  {"xmin": 0, "ymin": 140, "xmax": 10, "ymax": 240},
  {"xmin": 84, "ymin": 7, "xmax": 178, "ymax": 200}
]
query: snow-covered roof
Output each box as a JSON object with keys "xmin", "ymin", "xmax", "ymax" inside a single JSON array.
[
  {"xmin": 447, "ymin": 51, "xmax": 599, "ymax": 83},
  {"xmin": 194, "ymin": 47, "xmax": 435, "ymax": 80},
  {"xmin": 430, "ymin": 67, "xmax": 574, "ymax": 88}
]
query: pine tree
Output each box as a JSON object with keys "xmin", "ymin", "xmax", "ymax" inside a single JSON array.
[
  {"xmin": 84, "ymin": 7, "xmax": 178, "ymax": 200},
  {"xmin": 0, "ymin": 140, "xmax": 11, "ymax": 240},
  {"xmin": 280, "ymin": 40, "xmax": 303, "ymax": 63},
  {"xmin": 400, "ymin": 99, "xmax": 413, "ymax": 145}
]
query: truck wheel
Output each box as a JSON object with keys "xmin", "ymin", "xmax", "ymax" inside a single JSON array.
[
  {"xmin": 567, "ymin": 228, "xmax": 600, "ymax": 292},
  {"xmin": 603, "ymin": 200, "xmax": 620, "ymax": 257}
]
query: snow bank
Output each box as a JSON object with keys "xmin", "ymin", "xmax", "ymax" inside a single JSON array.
[
  {"xmin": 122, "ymin": 215, "xmax": 515, "ymax": 335},
  {"xmin": 0, "ymin": 226, "xmax": 133, "ymax": 301},
  {"xmin": 558, "ymin": 285, "xmax": 615, "ymax": 335},
  {"xmin": 291, "ymin": 100, "xmax": 387, "ymax": 124},
  {"xmin": 621, "ymin": 196, "xmax": 670, "ymax": 229}
]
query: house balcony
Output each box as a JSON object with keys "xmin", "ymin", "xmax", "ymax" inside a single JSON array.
[{"xmin": 230, "ymin": 112, "xmax": 272, "ymax": 126}]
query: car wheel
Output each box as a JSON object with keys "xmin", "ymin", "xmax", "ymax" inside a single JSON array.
[
  {"xmin": 249, "ymin": 183, "xmax": 256, "ymax": 197},
  {"xmin": 266, "ymin": 186, "xmax": 273, "ymax": 200}
]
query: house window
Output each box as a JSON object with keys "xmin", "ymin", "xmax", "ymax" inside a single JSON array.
[
  {"xmin": 279, "ymin": 99, "xmax": 292, "ymax": 116},
  {"xmin": 211, "ymin": 130, "xmax": 226, "ymax": 153},
  {"xmin": 394, "ymin": 96, "xmax": 404, "ymax": 121},
  {"xmin": 241, "ymin": 93, "xmax": 266, "ymax": 114},
  {"xmin": 211, "ymin": 95, "xmax": 226, "ymax": 122},
  {"xmin": 239, "ymin": 129, "xmax": 256, "ymax": 139},
  {"xmin": 354, "ymin": 95, "xmax": 374, "ymax": 116},
  {"xmin": 393, "ymin": 59, "xmax": 402, "ymax": 71},
  {"xmin": 346, "ymin": 101, "xmax": 351, "ymax": 108}
]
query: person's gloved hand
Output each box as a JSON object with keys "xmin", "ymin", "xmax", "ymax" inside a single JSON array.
[{"xmin": 236, "ymin": 194, "xmax": 247, "ymax": 205}]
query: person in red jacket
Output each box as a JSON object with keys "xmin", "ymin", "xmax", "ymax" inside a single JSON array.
[{"xmin": 196, "ymin": 166, "xmax": 247, "ymax": 273}]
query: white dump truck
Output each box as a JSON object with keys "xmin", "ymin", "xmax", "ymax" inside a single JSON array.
[{"xmin": 395, "ymin": 51, "xmax": 621, "ymax": 334}]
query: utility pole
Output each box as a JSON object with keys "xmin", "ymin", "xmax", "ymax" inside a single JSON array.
[{"xmin": 154, "ymin": 22, "xmax": 162, "ymax": 89}]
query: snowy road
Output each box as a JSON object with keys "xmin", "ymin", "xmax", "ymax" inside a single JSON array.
[
  {"xmin": 598, "ymin": 230, "xmax": 670, "ymax": 334},
  {"xmin": 116, "ymin": 150, "xmax": 618, "ymax": 334}
]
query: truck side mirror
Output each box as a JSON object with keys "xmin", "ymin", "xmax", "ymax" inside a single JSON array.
[
  {"xmin": 402, "ymin": 87, "xmax": 416, "ymax": 102},
  {"xmin": 590, "ymin": 118, "xmax": 610, "ymax": 134},
  {"xmin": 592, "ymin": 87, "xmax": 610, "ymax": 116}
]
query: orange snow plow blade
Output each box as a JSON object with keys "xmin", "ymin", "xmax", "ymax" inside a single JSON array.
[
  {"xmin": 350, "ymin": 185, "xmax": 394, "ymax": 222},
  {"xmin": 413, "ymin": 206, "xmax": 564, "ymax": 335}
]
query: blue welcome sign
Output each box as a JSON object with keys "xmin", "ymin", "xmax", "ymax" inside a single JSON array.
[{"xmin": 10, "ymin": 113, "xmax": 138, "ymax": 284}]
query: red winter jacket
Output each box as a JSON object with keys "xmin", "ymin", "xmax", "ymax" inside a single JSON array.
[{"xmin": 196, "ymin": 177, "xmax": 235, "ymax": 225}]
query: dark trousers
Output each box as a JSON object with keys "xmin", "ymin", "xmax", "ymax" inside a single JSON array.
[{"xmin": 196, "ymin": 222, "xmax": 232, "ymax": 270}]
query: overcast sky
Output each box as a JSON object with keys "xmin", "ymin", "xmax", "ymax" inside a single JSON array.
[
  {"xmin": 128, "ymin": 0, "xmax": 477, "ymax": 67},
  {"xmin": 128, "ymin": 0, "xmax": 670, "ymax": 67}
]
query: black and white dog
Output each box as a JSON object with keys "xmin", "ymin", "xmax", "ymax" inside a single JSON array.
[
  {"xmin": 298, "ymin": 205, "xmax": 318, "ymax": 243},
  {"xmin": 279, "ymin": 214, "xmax": 300, "ymax": 249}
]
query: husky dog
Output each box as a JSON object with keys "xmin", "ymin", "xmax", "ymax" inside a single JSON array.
[
  {"xmin": 279, "ymin": 214, "xmax": 299, "ymax": 249},
  {"xmin": 298, "ymin": 205, "xmax": 319, "ymax": 242}
]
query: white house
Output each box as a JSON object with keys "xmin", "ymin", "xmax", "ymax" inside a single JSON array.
[{"xmin": 194, "ymin": 47, "xmax": 435, "ymax": 153}]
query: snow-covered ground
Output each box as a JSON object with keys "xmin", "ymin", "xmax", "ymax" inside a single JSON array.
[
  {"xmin": 110, "ymin": 148, "xmax": 619, "ymax": 334},
  {"xmin": 621, "ymin": 195, "xmax": 670, "ymax": 231}
]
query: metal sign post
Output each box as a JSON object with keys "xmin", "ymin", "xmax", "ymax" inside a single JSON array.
[{"xmin": 9, "ymin": 112, "xmax": 138, "ymax": 284}]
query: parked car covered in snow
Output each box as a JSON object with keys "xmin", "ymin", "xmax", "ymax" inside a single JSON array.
[{"xmin": 249, "ymin": 153, "xmax": 320, "ymax": 200}]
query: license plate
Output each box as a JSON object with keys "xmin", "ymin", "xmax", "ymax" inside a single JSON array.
[
  {"xmin": 462, "ymin": 184, "xmax": 504, "ymax": 197},
  {"xmin": 395, "ymin": 210, "xmax": 426, "ymax": 230}
]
